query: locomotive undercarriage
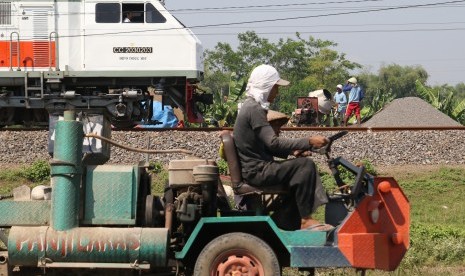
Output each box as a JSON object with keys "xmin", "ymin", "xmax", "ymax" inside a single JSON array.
[{"xmin": 0, "ymin": 74, "xmax": 195, "ymax": 128}]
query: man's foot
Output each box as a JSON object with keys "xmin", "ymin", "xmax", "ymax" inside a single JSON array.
[
  {"xmin": 301, "ymin": 218, "xmax": 322, "ymax": 229},
  {"xmin": 301, "ymin": 218, "xmax": 334, "ymax": 231},
  {"xmin": 301, "ymin": 223, "xmax": 335, "ymax": 232}
]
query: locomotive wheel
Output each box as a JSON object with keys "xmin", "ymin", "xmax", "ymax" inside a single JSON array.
[
  {"xmin": 110, "ymin": 116, "xmax": 137, "ymax": 129},
  {"xmin": 193, "ymin": 232, "xmax": 280, "ymax": 276},
  {"xmin": 144, "ymin": 195, "xmax": 164, "ymax": 227}
]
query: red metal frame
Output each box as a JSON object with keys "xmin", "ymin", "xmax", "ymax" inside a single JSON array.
[{"xmin": 337, "ymin": 177, "xmax": 410, "ymax": 271}]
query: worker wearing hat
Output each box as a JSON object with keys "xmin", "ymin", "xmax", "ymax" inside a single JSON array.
[
  {"xmin": 233, "ymin": 64, "xmax": 332, "ymax": 231},
  {"xmin": 268, "ymin": 110, "xmax": 314, "ymax": 159},
  {"xmin": 267, "ymin": 110, "xmax": 289, "ymax": 135},
  {"xmin": 342, "ymin": 77, "xmax": 364, "ymax": 126},
  {"xmin": 333, "ymin": 84, "xmax": 347, "ymax": 126}
]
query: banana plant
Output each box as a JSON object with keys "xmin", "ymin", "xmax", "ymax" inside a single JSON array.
[
  {"xmin": 362, "ymin": 87, "xmax": 395, "ymax": 122},
  {"xmin": 204, "ymin": 72, "xmax": 247, "ymax": 127},
  {"xmin": 416, "ymin": 80, "xmax": 465, "ymax": 125}
]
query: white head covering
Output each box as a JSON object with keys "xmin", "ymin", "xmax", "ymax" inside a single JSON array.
[{"xmin": 245, "ymin": 64, "xmax": 289, "ymax": 109}]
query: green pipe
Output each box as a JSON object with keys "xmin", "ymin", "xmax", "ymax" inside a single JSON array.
[
  {"xmin": 50, "ymin": 111, "xmax": 84, "ymax": 230},
  {"xmin": 8, "ymin": 226, "xmax": 168, "ymax": 267}
]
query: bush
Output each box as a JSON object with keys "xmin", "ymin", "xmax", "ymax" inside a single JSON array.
[
  {"xmin": 320, "ymin": 158, "xmax": 377, "ymax": 190},
  {"xmin": 401, "ymin": 223, "xmax": 465, "ymax": 268},
  {"xmin": 22, "ymin": 160, "xmax": 50, "ymax": 183},
  {"xmin": 216, "ymin": 159, "xmax": 229, "ymax": 175},
  {"xmin": 149, "ymin": 161, "xmax": 168, "ymax": 195},
  {"xmin": 148, "ymin": 160, "xmax": 165, "ymax": 174}
]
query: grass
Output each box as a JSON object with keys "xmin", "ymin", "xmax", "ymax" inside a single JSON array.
[
  {"xmin": 1, "ymin": 162, "xmax": 464, "ymax": 275},
  {"xmin": 0, "ymin": 161, "xmax": 50, "ymax": 195}
]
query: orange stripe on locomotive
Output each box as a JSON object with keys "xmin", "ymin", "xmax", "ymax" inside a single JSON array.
[{"xmin": 0, "ymin": 41, "xmax": 56, "ymax": 68}]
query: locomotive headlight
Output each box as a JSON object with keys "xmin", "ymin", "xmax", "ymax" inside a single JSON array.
[{"xmin": 368, "ymin": 200, "xmax": 382, "ymax": 224}]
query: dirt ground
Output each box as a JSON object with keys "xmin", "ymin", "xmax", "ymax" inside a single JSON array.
[
  {"xmin": 3, "ymin": 162, "xmax": 465, "ymax": 175},
  {"xmin": 375, "ymin": 163, "xmax": 465, "ymax": 178}
]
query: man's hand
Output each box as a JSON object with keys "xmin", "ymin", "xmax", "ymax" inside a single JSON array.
[
  {"xmin": 293, "ymin": 150, "xmax": 312, "ymax": 157},
  {"xmin": 309, "ymin": 135, "xmax": 329, "ymax": 148}
]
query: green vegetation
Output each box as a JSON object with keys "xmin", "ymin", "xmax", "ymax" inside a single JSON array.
[
  {"xmin": 216, "ymin": 159, "xmax": 229, "ymax": 176},
  {"xmin": 203, "ymin": 31, "xmax": 361, "ymax": 116},
  {"xmin": 202, "ymin": 31, "xmax": 465, "ymax": 126},
  {"xmin": 375, "ymin": 166, "xmax": 465, "ymax": 275},
  {"xmin": 320, "ymin": 158, "xmax": 378, "ymax": 192},
  {"xmin": 416, "ymin": 80, "xmax": 465, "ymax": 125},
  {"xmin": 148, "ymin": 160, "xmax": 168, "ymax": 195},
  {"xmin": 0, "ymin": 160, "xmax": 50, "ymax": 194},
  {"xmin": 384, "ymin": 167, "xmax": 465, "ymax": 274},
  {"xmin": 22, "ymin": 160, "xmax": 50, "ymax": 183}
]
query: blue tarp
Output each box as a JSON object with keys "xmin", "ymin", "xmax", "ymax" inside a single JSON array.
[{"xmin": 139, "ymin": 101, "xmax": 178, "ymax": 128}]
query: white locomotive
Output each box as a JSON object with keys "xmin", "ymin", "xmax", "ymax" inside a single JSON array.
[{"xmin": 0, "ymin": 0, "xmax": 207, "ymax": 127}]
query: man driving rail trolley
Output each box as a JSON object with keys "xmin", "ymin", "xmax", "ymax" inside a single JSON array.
[{"xmin": 233, "ymin": 64, "xmax": 333, "ymax": 231}]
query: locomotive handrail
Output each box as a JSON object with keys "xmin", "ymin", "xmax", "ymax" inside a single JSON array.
[
  {"xmin": 49, "ymin": 31, "xmax": 59, "ymax": 71},
  {"xmin": 9, "ymin": 31, "xmax": 20, "ymax": 71}
]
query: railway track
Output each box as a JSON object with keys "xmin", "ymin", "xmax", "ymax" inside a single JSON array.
[
  {"xmin": 0, "ymin": 125, "xmax": 464, "ymax": 166},
  {"xmin": 1, "ymin": 126, "xmax": 464, "ymax": 132}
]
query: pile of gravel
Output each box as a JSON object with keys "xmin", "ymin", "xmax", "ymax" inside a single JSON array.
[
  {"xmin": 362, "ymin": 97, "xmax": 462, "ymax": 127},
  {"xmin": 0, "ymin": 129, "xmax": 464, "ymax": 167}
]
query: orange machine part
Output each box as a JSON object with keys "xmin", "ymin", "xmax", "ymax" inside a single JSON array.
[
  {"xmin": 0, "ymin": 41, "xmax": 56, "ymax": 68},
  {"xmin": 337, "ymin": 177, "xmax": 410, "ymax": 271}
]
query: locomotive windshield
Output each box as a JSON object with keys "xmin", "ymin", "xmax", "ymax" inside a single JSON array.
[{"xmin": 95, "ymin": 2, "xmax": 166, "ymax": 23}]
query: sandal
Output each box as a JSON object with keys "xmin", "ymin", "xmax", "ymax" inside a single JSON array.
[{"xmin": 301, "ymin": 223, "xmax": 334, "ymax": 232}]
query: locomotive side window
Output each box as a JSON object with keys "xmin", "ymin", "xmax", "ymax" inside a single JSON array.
[
  {"xmin": 95, "ymin": 3, "xmax": 120, "ymax": 23},
  {"xmin": 122, "ymin": 3, "xmax": 144, "ymax": 23},
  {"xmin": 0, "ymin": 1, "xmax": 12, "ymax": 25},
  {"xmin": 146, "ymin": 3, "xmax": 166, "ymax": 23}
]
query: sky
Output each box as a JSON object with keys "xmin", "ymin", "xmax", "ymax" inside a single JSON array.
[{"xmin": 164, "ymin": 0, "xmax": 465, "ymax": 86}]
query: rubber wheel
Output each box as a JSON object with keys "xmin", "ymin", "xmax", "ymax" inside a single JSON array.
[{"xmin": 193, "ymin": 232, "xmax": 280, "ymax": 276}]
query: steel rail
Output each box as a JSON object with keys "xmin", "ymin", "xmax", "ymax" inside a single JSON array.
[
  {"xmin": 1, "ymin": 126, "xmax": 465, "ymax": 132},
  {"xmin": 112, "ymin": 126, "xmax": 465, "ymax": 131}
]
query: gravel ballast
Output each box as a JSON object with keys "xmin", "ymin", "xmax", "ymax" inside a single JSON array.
[
  {"xmin": 1, "ymin": 129, "xmax": 464, "ymax": 167},
  {"xmin": 1, "ymin": 97, "xmax": 463, "ymax": 167}
]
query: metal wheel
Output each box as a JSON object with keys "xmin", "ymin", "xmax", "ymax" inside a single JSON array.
[
  {"xmin": 212, "ymin": 249, "xmax": 264, "ymax": 275},
  {"xmin": 193, "ymin": 232, "xmax": 280, "ymax": 276}
]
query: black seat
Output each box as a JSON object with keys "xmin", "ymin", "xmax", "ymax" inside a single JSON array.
[{"xmin": 220, "ymin": 131, "xmax": 286, "ymax": 196}]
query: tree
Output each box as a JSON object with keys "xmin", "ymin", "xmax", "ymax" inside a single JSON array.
[
  {"xmin": 304, "ymin": 42, "xmax": 361, "ymax": 89},
  {"xmin": 354, "ymin": 65, "xmax": 431, "ymax": 121},
  {"xmin": 378, "ymin": 64, "xmax": 428, "ymax": 98},
  {"xmin": 203, "ymin": 31, "xmax": 362, "ymax": 122},
  {"xmin": 454, "ymin": 83, "xmax": 465, "ymax": 101},
  {"xmin": 356, "ymin": 69, "xmax": 394, "ymax": 121}
]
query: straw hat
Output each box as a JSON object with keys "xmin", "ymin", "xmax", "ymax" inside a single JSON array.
[
  {"xmin": 348, "ymin": 77, "xmax": 357, "ymax": 84},
  {"xmin": 267, "ymin": 110, "xmax": 289, "ymax": 127}
]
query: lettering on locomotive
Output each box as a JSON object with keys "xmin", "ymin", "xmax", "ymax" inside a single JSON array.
[{"xmin": 113, "ymin": 47, "xmax": 153, "ymax": 54}]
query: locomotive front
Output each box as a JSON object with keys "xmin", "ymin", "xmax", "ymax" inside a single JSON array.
[{"xmin": 0, "ymin": 0, "xmax": 209, "ymax": 128}]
